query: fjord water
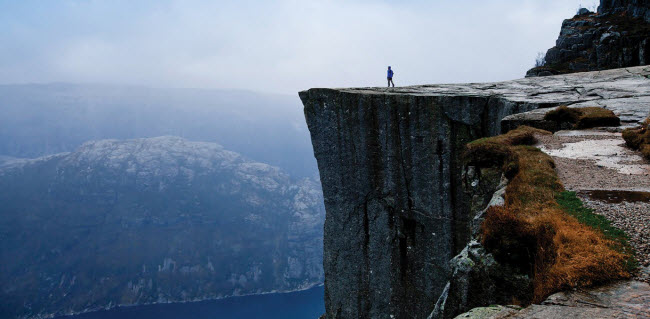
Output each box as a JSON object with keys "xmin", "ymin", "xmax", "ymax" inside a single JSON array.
[{"xmin": 57, "ymin": 286, "xmax": 324, "ymax": 319}]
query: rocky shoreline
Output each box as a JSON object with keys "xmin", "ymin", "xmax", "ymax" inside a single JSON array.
[{"xmin": 44, "ymin": 283, "xmax": 324, "ymax": 319}]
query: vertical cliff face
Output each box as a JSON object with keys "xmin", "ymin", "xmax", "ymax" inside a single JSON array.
[
  {"xmin": 300, "ymin": 90, "xmax": 532, "ymax": 319},
  {"xmin": 300, "ymin": 67, "xmax": 650, "ymax": 319}
]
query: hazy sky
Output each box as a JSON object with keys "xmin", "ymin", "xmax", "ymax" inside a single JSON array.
[{"xmin": 0, "ymin": 0, "xmax": 599, "ymax": 94}]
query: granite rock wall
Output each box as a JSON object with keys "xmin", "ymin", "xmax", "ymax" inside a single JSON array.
[{"xmin": 300, "ymin": 67, "xmax": 650, "ymax": 319}]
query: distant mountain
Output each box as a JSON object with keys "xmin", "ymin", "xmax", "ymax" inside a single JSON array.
[
  {"xmin": 0, "ymin": 136, "xmax": 324, "ymax": 319},
  {"xmin": 0, "ymin": 84, "xmax": 316, "ymax": 178}
]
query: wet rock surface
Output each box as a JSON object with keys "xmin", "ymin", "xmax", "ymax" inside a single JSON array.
[
  {"xmin": 539, "ymin": 133, "xmax": 650, "ymax": 182},
  {"xmin": 582, "ymin": 189, "xmax": 650, "ymax": 203},
  {"xmin": 508, "ymin": 279, "xmax": 650, "ymax": 318},
  {"xmin": 301, "ymin": 67, "xmax": 650, "ymax": 318}
]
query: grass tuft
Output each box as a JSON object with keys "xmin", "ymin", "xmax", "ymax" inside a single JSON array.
[
  {"xmin": 468, "ymin": 126, "xmax": 632, "ymax": 303},
  {"xmin": 466, "ymin": 126, "xmax": 551, "ymax": 179},
  {"xmin": 622, "ymin": 117, "xmax": 650, "ymax": 160},
  {"xmin": 544, "ymin": 106, "xmax": 620, "ymax": 129},
  {"xmin": 556, "ymin": 192, "xmax": 627, "ymax": 242},
  {"xmin": 556, "ymin": 191, "xmax": 637, "ymax": 271}
]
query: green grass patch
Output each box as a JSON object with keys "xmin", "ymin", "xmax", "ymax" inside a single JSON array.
[{"xmin": 556, "ymin": 191, "xmax": 638, "ymax": 271}]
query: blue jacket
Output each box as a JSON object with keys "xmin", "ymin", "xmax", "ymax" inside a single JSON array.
[{"xmin": 387, "ymin": 69, "xmax": 394, "ymax": 78}]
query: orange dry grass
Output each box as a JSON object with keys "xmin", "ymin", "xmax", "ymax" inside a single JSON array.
[
  {"xmin": 622, "ymin": 117, "xmax": 650, "ymax": 160},
  {"xmin": 465, "ymin": 126, "xmax": 551, "ymax": 178},
  {"xmin": 475, "ymin": 126, "xmax": 552, "ymax": 147},
  {"xmin": 544, "ymin": 105, "xmax": 620, "ymax": 129},
  {"xmin": 475, "ymin": 128, "xmax": 629, "ymax": 303}
]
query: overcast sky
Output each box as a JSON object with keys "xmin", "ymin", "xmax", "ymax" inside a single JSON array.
[{"xmin": 0, "ymin": 0, "xmax": 600, "ymax": 94}]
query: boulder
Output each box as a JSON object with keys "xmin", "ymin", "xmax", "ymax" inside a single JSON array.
[{"xmin": 577, "ymin": 8, "xmax": 592, "ymax": 16}]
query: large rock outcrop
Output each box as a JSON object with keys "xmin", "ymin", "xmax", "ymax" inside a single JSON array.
[
  {"xmin": 527, "ymin": 0, "xmax": 650, "ymax": 77},
  {"xmin": 300, "ymin": 66, "xmax": 650, "ymax": 319},
  {"xmin": 600, "ymin": 0, "xmax": 650, "ymax": 22}
]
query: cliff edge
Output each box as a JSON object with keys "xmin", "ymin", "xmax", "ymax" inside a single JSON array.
[{"xmin": 300, "ymin": 66, "xmax": 650, "ymax": 319}]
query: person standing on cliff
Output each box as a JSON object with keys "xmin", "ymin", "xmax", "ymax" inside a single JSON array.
[{"xmin": 387, "ymin": 66, "xmax": 395, "ymax": 88}]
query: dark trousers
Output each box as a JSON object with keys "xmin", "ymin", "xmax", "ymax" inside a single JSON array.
[{"xmin": 387, "ymin": 78, "xmax": 394, "ymax": 87}]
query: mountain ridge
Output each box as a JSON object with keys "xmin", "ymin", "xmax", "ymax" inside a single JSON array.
[
  {"xmin": 0, "ymin": 136, "xmax": 325, "ymax": 319},
  {"xmin": 0, "ymin": 83, "xmax": 316, "ymax": 178}
]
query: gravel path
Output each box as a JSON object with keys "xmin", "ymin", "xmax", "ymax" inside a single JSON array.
[
  {"xmin": 537, "ymin": 131, "xmax": 650, "ymax": 191},
  {"xmin": 537, "ymin": 129, "xmax": 650, "ymax": 277}
]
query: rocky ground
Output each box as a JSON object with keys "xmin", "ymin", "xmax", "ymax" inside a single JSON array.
[
  {"xmin": 537, "ymin": 130, "xmax": 650, "ymax": 273},
  {"xmin": 457, "ymin": 277, "xmax": 650, "ymax": 318},
  {"xmin": 539, "ymin": 131, "xmax": 650, "ymax": 190}
]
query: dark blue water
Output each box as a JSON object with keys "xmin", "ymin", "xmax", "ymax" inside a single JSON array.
[{"xmin": 58, "ymin": 286, "xmax": 324, "ymax": 319}]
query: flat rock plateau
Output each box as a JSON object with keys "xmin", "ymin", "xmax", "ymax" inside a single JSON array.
[{"xmin": 301, "ymin": 66, "xmax": 650, "ymax": 319}]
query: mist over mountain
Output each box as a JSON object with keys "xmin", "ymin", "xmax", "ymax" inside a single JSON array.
[
  {"xmin": 0, "ymin": 136, "xmax": 324, "ymax": 319},
  {"xmin": 0, "ymin": 84, "xmax": 316, "ymax": 178}
]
